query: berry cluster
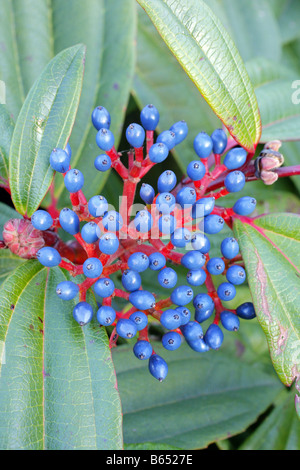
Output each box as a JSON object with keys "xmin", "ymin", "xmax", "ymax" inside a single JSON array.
[{"xmin": 32, "ymin": 103, "xmax": 258, "ymax": 382}]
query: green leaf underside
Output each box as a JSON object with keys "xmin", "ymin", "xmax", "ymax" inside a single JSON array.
[
  {"xmin": 8, "ymin": 44, "xmax": 85, "ymax": 217},
  {"xmin": 0, "ymin": 261, "xmax": 122, "ymax": 450},
  {"xmin": 137, "ymin": 0, "xmax": 261, "ymax": 152},
  {"xmin": 0, "ymin": 106, "xmax": 14, "ymax": 182},
  {"xmin": 113, "ymin": 343, "xmax": 282, "ymax": 449},
  {"xmin": 233, "ymin": 213, "xmax": 300, "ymax": 389}
]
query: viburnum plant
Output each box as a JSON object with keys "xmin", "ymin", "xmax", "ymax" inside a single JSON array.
[{"xmin": 0, "ymin": 0, "xmax": 299, "ymax": 451}]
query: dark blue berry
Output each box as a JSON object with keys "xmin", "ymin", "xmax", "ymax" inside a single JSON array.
[
  {"xmin": 73, "ymin": 302, "xmax": 94, "ymax": 326},
  {"xmin": 149, "ymin": 142, "xmax": 169, "ymax": 163},
  {"xmin": 92, "ymin": 106, "xmax": 111, "ymax": 130},
  {"xmin": 226, "ymin": 265, "xmax": 246, "ymax": 285},
  {"xmin": 176, "ymin": 307, "xmax": 191, "ymax": 325},
  {"xmin": 171, "ymin": 228, "xmax": 191, "ymax": 248},
  {"xmin": 122, "ymin": 269, "xmax": 142, "ymax": 292},
  {"xmin": 211, "ymin": 128, "xmax": 227, "ymax": 154},
  {"xmin": 186, "ymin": 268, "xmax": 206, "ymax": 286},
  {"xmin": 193, "ymin": 293, "xmax": 214, "ymax": 313},
  {"xmin": 221, "ymin": 237, "xmax": 239, "ymax": 259},
  {"xmin": 190, "ymin": 233, "xmax": 211, "ymax": 253},
  {"xmin": 186, "ymin": 337, "xmax": 210, "ymax": 353},
  {"xmin": 181, "ymin": 251, "xmax": 206, "ymax": 270},
  {"xmin": 193, "ymin": 132, "xmax": 213, "ymax": 159},
  {"xmin": 133, "ymin": 340, "xmax": 153, "ymax": 360},
  {"xmin": 187, "ymin": 160, "xmax": 206, "ymax": 181},
  {"xmin": 83, "ymin": 257, "xmax": 103, "ymax": 278},
  {"xmin": 99, "ymin": 232, "xmax": 119, "ymax": 255},
  {"xmin": 128, "ymin": 252, "xmax": 149, "ymax": 272},
  {"xmin": 126, "ymin": 123, "xmax": 145, "ymax": 148},
  {"xmin": 102, "ymin": 211, "xmax": 123, "ymax": 232},
  {"xmin": 129, "ymin": 311, "xmax": 148, "ymax": 331},
  {"xmin": 169, "ymin": 120, "xmax": 188, "ymax": 145},
  {"xmin": 233, "ymin": 196, "xmax": 257, "ymax": 215},
  {"xmin": 157, "ymin": 130, "xmax": 176, "ymax": 150},
  {"xmin": 81, "ymin": 221, "xmax": 99, "ymax": 244},
  {"xmin": 220, "ymin": 311, "xmax": 240, "ymax": 331},
  {"xmin": 140, "ymin": 104, "xmax": 159, "ymax": 131},
  {"xmin": 96, "ymin": 128, "xmax": 114, "ymax": 151},
  {"xmin": 56, "ymin": 281, "xmax": 79, "ymax": 301},
  {"xmin": 149, "ymin": 252, "xmax": 166, "ymax": 271},
  {"xmin": 158, "ymin": 214, "xmax": 176, "ymax": 234},
  {"xmin": 31, "ymin": 210, "xmax": 53, "ymax": 231},
  {"xmin": 148, "ymin": 354, "xmax": 168, "ymax": 382},
  {"xmin": 203, "ymin": 214, "xmax": 224, "ymax": 234},
  {"xmin": 195, "ymin": 307, "xmax": 214, "ymax": 323},
  {"xmin": 225, "ymin": 170, "xmax": 246, "ymax": 193},
  {"xmin": 88, "ymin": 195, "xmax": 108, "ymax": 217},
  {"xmin": 116, "ymin": 318, "xmax": 138, "ymax": 339},
  {"xmin": 64, "ymin": 169, "xmax": 84, "ymax": 193},
  {"xmin": 140, "ymin": 183, "xmax": 155, "ymax": 204},
  {"xmin": 206, "ymin": 257, "xmax": 225, "ymax": 276},
  {"xmin": 37, "ymin": 247, "xmax": 61, "ymax": 267},
  {"xmin": 156, "ymin": 192, "xmax": 176, "ymax": 214},
  {"xmin": 236, "ymin": 302, "xmax": 256, "ymax": 320},
  {"xmin": 204, "ymin": 324, "xmax": 224, "ymax": 350},
  {"xmin": 50, "ymin": 148, "xmax": 70, "ymax": 173},
  {"xmin": 157, "ymin": 170, "xmax": 177, "ymax": 193},
  {"xmin": 97, "ymin": 306, "xmax": 116, "ymax": 326},
  {"xmin": 192, "ymin": 197, "xmax": 215, "ymax": 218},
  {"xmin": 134, "ymin": 210, "xmax": 153, "ymax": 233},
  {"xmin": 59, "ymin": 208, "xmax": 80, "ymax": 235},
  {"xmin": 217, "ymin": 282, "xmax": 236, "ymax": 301},
  {"xmin": 162, "ymin": 331, "xmax": 182, "ymax": 351},
  {"xmin": 176, "ymin": 186, "xmax": 196, "ymax": 208},
  {"xmin": 94, "ymin": 154, "xmax": 112, "ymax": 172},
  {"xmin": 224, "ymin": 147, "xmax": 247, "ymax": 169},
  {"xmin": 93, "ymin": 278, "xmax": 115, "ymax": 298},
  {"xmin": 158, "ymin": 267, "xmax": 178, "ymax": 289},
  {"xmin": 180, "ymin": 321, "xmax": 204, "ymax": 342},
  {"xmin": 129, "ymin": 290, "xmax": 156, "ymax": 310},
  {"xmin": 170, "ymin": 285, "xmax": 194, "ymax": 306},
  {"xmin": 160, "ymin": 309, "xmax": 181, "ymax": 330}
]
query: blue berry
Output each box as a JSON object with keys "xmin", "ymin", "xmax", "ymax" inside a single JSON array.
[
  {"xmin": 187, "ymin": 160, "xmax": 206, "ymax": 181},
  {"xmin": 37, "ymin": 247, "xmax": 61, "ymax": 267},
  {"xmin": 190, "ymin": 233, "xmax": 211, "ymax": 253},
  {"xmin": 102, "ymin": 211, "xmax": 123, "ymax": 232},
  {"xmin": 157, "ymin": 170, "xmax": 177, "ymax": 193},
  {"xmin": 236, "ymin": 302, "xmax": 256, "ymax": 320},
  {"xmin": 140, "ymin": 183, "xmax": 155, "ymax": 204},
  {"xmin": 96, "ymin": 128, "xmax": 114, "ymax": 151},
  {"xmin": 225, "ymin": 170, "xmax": 246, "ymax": 193},
  {"xmin": 176, "ymin": 187, "xmax": 196, "ymax": 208},
  {"xmin": 204, "ymin": 324, "xmax": 224, "ymax": 350},
  {"xmin": 81, "ymin": 222, "xmax": 99, "ymax": 244},
  {"xmin": 156, "ymin": 192, "xmax": 176, "ymax": 214},
  {"xmin": 193, "ymin": 132, "xmax": 213, "ymax": 159},
  {"xmin": 64, "ymin": 169, "xmax": 84, "ymax": 193},
  {"xmin": 92, "ymin": 106, "xmax": 111, "ymax": 130},
  {"xmin": 73, "ymin": 302, "xmax": 94, "ymax": 326},
  {"xmin": 129, "ymin": 290, "xmax": 156, "ymax": 310},
  {"xmin": 149, "ymin": 142, "xmax": 169, "ymax": 163},
  {"xmin": 149, "ymin": 252, "xmax": 166, "ymax": 271},
  {"xmin": 203, "ymin": 214, "xmax": 225, "ymax": 234},
  {"xmin": 129, "ymin": 311, "xmax": 148, "ymax": 331},
  {"xmin": 133, "ymin": 340, "xmax": 153, "ymax": 360},
  {"xmin": 148, "ymin": 354, "xmax": 168, "ymax": 382},
  {"xmin": 180, "ymin": 321, "xmax": 204, "ymax": 342},
  {"xmin": 192, "ymin": 197, "xmax": 215, "ymax": 219},
  {"xmin": 221, "ymin": 237, "xmax": 239, "ymax": 259},
  {"xmin": 181, "ymin": 251, "xmax": 206, "ymax": 270},
  {"xmin": 170, "ymin": 285, "xmax": 194, "ymax": 306},
  {"xmin": 224, "ymin": 147, "xmax": 247, "ymax": 169},
  {"xmin": 31, "ymin": 210, "xmax": 53, "ymax": 231},
  {"xmin": 193, "ymin": 293, "xmax": 214, "ymax": 313},
  {"xmin": 94, "ymin": 154, "xmax": 112, "ymax": 172},
  {"xmin": 93, "ymin": 278, "xmax": 115, "ymax": 298},
  {"xmin": 126, "ymin": 123, "xmax": 145, "ymax": 148},
  {"xmin": 88, "ymin": 195, "xmax": 108, "ymax": 217},
  {"xmin": 176, "ymin": 307, "xmax": 191, "ymax": 325},
  {"xmin": 122, "ymin": 269, "xmax": 142, "ymax": 292},
  {"xmin": 157, "ymin": 130, "xmax": 176, "ymax": 150},
  {"xmin": 140, "ymin": 104, "xmax": 159, "ymax": 131},
  {"xmin": 233, "ymin": 196, "xmax": 257, "ymax": 215},
  {"xmin": 211, "ymin": 128, "xmax": 227, "ymax": 154},
  {"xmin": 99, "ymin": 232, "xmax": 119, "ymax": 255},
  {"xmin": 83, "ymin": 257, "xmax": 103, "ymax": 278},
  {"xmin": 186, "ymin": 269, "xmax": 206, "ymax": 286},
  {"xmin": 56, "ymin": 281, "xmax": 79, "ymax": 301},
  {"xmin": 97, "ymin": 305, "xmax": 116, "ymax": 326},
  {"xmin": 217, "ymin": 282, "xmax": 236, "ymax": 301},
  {"xmin": 186, "ymin": 337, "xmax": 210, "ymax": 353},
  {"xmin": 160, "ymin": 309, "xmax": 181, "ymax": 330},
  {"xmin": 206, "ymin": 257, "xmax": 225, "ymax": 276},
  {"xmin": 169, "ymin": 120, "xmax": 188, "ymax": 145},
  {"xmin": 128, "ymin": 252, "xmax": 149, "ymax": 272},
  {"xmin": 195, "ymin": 307, "xmax": 214, "ymax": 323},
  {"xmin": 134, "ymin": 210, "xmax": 153, "ymax": 233},
  {"xmin": 158, "ymin": 267, "xmax": 178, "ymax": 289},
  {"xmin": 220, "ymin": 311, "xmax": 240, "ymax": 331},
  {"xmin": 116, "ymin": 318, "xmax": 138, "ymax": 339},
  {"xmin": 59, "ymin": 208, "xmax": 80, "ymax": 235},
  {"xmin": 158, "ymin": 214, "xmax": 176, "ymax": 234},
  {"xmin": 162, "ymin": 331, "xmax": 182, "ymax": 351},
  {"xmin": 226, "ymin": 265, "xmax": 246, "ymax": 285},
  {"xmin": 50, "ymin": 148, "xmax": 70, "ymax": 173},
  {"xmin": 171, "ymin": 228, "xmax": 191, "ymax": 248}
]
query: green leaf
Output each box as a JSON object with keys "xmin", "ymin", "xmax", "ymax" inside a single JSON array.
[
  {"xmin": 0, "ymin": 202, "xmax": 21, "ymax": 235},
  {"xmin": 125, "ymin": 442, "xmax": 182, "ymax": 450},
  {"xmin": 0, "ymin": 105, "xmax": 14, "ymax": 182},
  {"xmin": 239, "ymin": 390, "xmax": 300, "ymax": 450},
  {"xmin": 0, "ymin": 261, "xmax": 123, "ymax": 450},
  {"xmin": 9, "ymin": 44, "xmax": 85, "ymax": 217},
  {"xmin": 233, "ymin": 213, "xmax": 300, "ymax": 392},
  {"xmin": 133, "ymin": 6, "xmax": 218, "ymax": 172},
  {"xmin": 113, "ymin": 342, "xmax": 282, "ymax": 449},
  {"xmin": 137, "ymin": 0, "xmax": 262, "ymax": 152},
  {"xmin": 279, "ymin": 0, "xmax": 300, "ymax": 45},
  {"xmin": 0, "ymin": 250, "xmax": 25, "ymax": 287}
]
